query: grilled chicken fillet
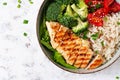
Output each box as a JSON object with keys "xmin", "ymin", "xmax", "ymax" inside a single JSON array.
[
  {"xmin": 80, "ymin": 49, "xmax": 94, "ymax": 68},
  {"xmin": 46, "ymin": 21, "xmax": 104, "ymax": 69},
  {"xmin": 46, "ymin": 22, "xmax": 61, "ymax": 48},
  {"xmin": 86, "ymin": 54, "xmax": 105, "ymax": 70}
]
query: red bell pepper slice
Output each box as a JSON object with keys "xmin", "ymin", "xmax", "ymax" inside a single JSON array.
[
  {"xmin": 109, "ymin": 1, "xmax": 120, "ymax": 13},
  {"xmin": 88, "ymin": 14, "xmax": 103, "ymax": 26},
  {"xmin": 86, "ymin": 0, "xmax": 120, "ymax": 27},
  {"xmin": 104, "ymin": 0, "xmax": 114, "ymax": 8},
  {"xmin": 93, "ymin": 8, "xmax": 108, "ymax": 18}
]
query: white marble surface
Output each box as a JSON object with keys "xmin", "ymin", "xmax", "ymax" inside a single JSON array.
[{"xmin": 0, "ymin": 0, "xmax": 120, "ymax": 80}]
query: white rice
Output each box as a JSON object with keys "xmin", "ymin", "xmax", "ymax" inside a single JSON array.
[{"xmin": 87, "ymin": 12, "xmax": 120, "ymax": 60}]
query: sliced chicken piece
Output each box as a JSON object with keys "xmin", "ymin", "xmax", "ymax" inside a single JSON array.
[
  {"xmin": 80, "ymin": 49, "xmax": 94, "ymax": 68},
  {"xmin": 61, "ymin": 30, "xmax": 83, "ymax": 65},
  {"xmin": 46, "ymin": 21, "xmax": 69, "ymax": 49},
  {"xmin": 56, "ymin": 30, "xmax": 82, "ymax": 63},
  {"xmin": 46, "ymin": 21, "xmax": 61, "ymax": 48},
  {"xmin": 74, "ymin": 55, "xmax": 84, "ymax": 68},
  {"xmin": 81, "ymin": 39, "xmax": 90, "ymax": 48},
  {"xmin": 73, "ymin": 46, "xmax": 88, "ymax": 68},
  {"xmin": 66, "ymin": 45, "xmax": 86, "ymax": 65},
  {"xmin": 66, "ymin": 53, "xmax": 78, "ymax": 65},
  {"xmin": 56, "ymin": 30, "xmax": 76, "ymax": 60},
  {"xmin": 86, "ymin": 54, "xmax": 105, "ymax": 70},
  {"xmin": 54, "ymin": 25, "xmax": 68, "ymax": 44},
  {"xmin": 57, "ymin": 43, "xmax": 75, "ymax": 61},
  {"xmin": 78, "ymin": 46, "xmax": 88, "ymax": 54},
  {"xmin": 74, "ymin": 39, "xmax": 92, "ymax": 68}
]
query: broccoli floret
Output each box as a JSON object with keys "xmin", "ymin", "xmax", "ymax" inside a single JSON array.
[
  {"xmin": 76, "ymin": 0, "xmax": 88, "ymax": 8},
  {"xmin": 72, "ymin": 18, "xmax": 89, "ymax": 33},
  {"xmin": 64, "ymin": 5, "xmax": 78, "ymax": 17},
  {"xmin": 54, "ymin": 0, "xmax": 74, "ymax": 5},
  {"xmin": 58, "ymin": 5, "xmax": 78, "ymax": 28},
  {"xmin": 59, "ymin": 15, "xmax": 78, "ymax": 28},
  {"xmin": 71, "ymin": 0, "xmax": 88, "ymax": 21},
  {"xmin": 46, "ymin": 2, "xmax": 66, "ymax": 21}
]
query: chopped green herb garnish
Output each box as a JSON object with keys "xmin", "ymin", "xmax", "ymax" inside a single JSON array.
[
  {"xmin": 23, "ymin": 20, "xmax": 29, "ymax": 24},
  {"xmin": 116, "ymin": 76, "xmax": 120, "ymax": 80},
  {"xmin": 88, "ymin": 1, "xmax": 92, "ymax": 5},
  {"xmin": 117, "ymin": 22, "xmax": 120, "ymax": 25},
  {"xmin": 18, "ymin": 0, "xmax": 22, "ymax": 3},
  {"xmin": 91, "ymin": 32, "xmax": 99, "ymax": 40},
  {"xmin": 23, "ymin": 32, "xmax": 27, "ymax": 36},
  {"xmin": 29, "ymin": 0, "xmax": 34, "ymax": 4},
  {"xmin": 95, "ymin": 4, "xmax": 102, "ymax": 9},
  {"xmin": 89, "ymin": 7, "xmax": 95, "ymax": 13},
  {"xmin": 95, "ymin": 50, "xmax": 99, "ymax": 54},
  {"xmin": 103, "ymin": 17, "xmax": 108, "ymax": 22},
  {"xmin": 83, "ymin": 30, "xmax": 89, "ymax": 39},
  {"xmin": 101, "ymin": 41, "xmax": 104, "ymax": 47},
  {"xmin": 17, "ymin": 0, "xmax": 21, "ymax": 8},
  {"xmin": 17, "ymin": 4, "xmax": 21, "ymax": 8},
  {"xmin": 29, "ymin": 1, "xmax": 33, "ymax": 4},
  {"xmin": 3, "ymin": 2, "xmax": 7, "ymax": 5}
]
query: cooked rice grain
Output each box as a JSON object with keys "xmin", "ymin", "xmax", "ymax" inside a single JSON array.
[{"xmin": 87, "ymin": 12, "xmax": 120, "ymax": 60}]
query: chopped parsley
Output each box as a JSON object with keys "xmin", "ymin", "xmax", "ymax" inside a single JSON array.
[
  {"xmin": 17, "ymin": 4, "xmax": 21, "ymax": 8},
  {"xmin": 95, "ymin": 50, "xmax": 99, "ymax": 54},
  {"xmin": 89, "ymin": 7, "xmax": 95, "ymax": 13},
  {"xmin": 3, "ymin": 2, "xmax": 7, "ymax": 5},
  {"xmin": 17, "ymin": 0, "xmax": 22, "ymax": 8},
  {"xmin": 101, "ymin": 41, "xmax": 104, "ymax": 47},
  {"xmin": 117, "ymin": 22, "xmax": 120, "ymax": 25},
  {"xmin": 29, "ymin": 0, "xmax": 34, "ymax": 4},
  {"xmin": 116, "ymin": 76, "xmax": 120, "ymax": 80},
  {"xmin": 91, "ymin": 32, "xmax": 99, "ymax": 40},
  {"xmin": 103, "ymin": 17, "xmax": 108, "ymax": 22},
  {"xmin": 95, "ymin": 4, "xmax": 102, "ymax": 9},
  {"xmin": 82, "ymin": 30, "xmax": 89, "ymax": 39},
  {"xmin": 18, "ymin": 0, "xmax": 22, "ymax": 3},
  {"xmin": 88, "ymin": 1, "xmax": 92, "ymax": 5},
  {"xmin": 23, "ymin": 20, "xmax": 29, "ymax": 24},
  {"xmin": 23, "ymin": 32, "xmax": 28, "ymax": 36}
]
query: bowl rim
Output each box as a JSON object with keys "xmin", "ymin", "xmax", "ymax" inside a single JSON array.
[{"xmin": 36, "ymin": 0, "xmax": 120, "ymax": 74}]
